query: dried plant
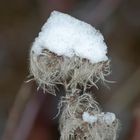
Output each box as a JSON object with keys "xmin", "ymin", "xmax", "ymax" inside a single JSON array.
[
  {"xmin": 29, "ymin": 11, "xmax": 120, "ymax": 140},
  {"xmin": 30, "ymin": 48, "xmax": 110, "ymax": 95},
  {"xmin": 30, "ymin": 48, "xmax": 119, "ymax": 140},
  {"xmin": 59, "ymin": 92, "xmax": 119, "ymax": 140}
]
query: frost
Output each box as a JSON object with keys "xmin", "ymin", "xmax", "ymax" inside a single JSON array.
[{"xmin": 32, "ymin": 11, "xmax": 108, "ymax": 64}]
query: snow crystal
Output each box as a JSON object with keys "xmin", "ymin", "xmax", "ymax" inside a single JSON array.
[{"xmin": 32, "ymin": 11, "xmax": 108, "ymax": 63}]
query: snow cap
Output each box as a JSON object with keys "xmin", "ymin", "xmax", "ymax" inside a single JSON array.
[{"xmin": 32, "ymin": 11, "xmax": 108, "ymax": 63}]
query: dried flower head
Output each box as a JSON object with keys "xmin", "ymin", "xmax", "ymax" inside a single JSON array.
[
  {"xmin": 29, "ymin": 11, "xmax": 110, "ymax": 95},
  {"xmin": 30, "ymin": 48, "xmax": 110, "ymax": 94},
  {"xmin": 59, "ymin": 93, "xmax": 119, "ymax": 140}
]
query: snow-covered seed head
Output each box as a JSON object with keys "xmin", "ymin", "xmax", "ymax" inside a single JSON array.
[
  {"xmin": 29, "ymin": 10, "xmax": 120, "ymax": 140},
  {"xmin": 30, "ymin": 11, "xmax": 110, "ymax": 94}
]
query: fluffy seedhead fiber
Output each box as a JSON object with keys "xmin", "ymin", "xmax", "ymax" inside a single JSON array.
[
  {"xmin": 30, "ymin": 48, "xmax": 110, "ymax": 94},
  {"xmin": 59, "ymin": 93, "xmax": 119, "ymax": 140}
]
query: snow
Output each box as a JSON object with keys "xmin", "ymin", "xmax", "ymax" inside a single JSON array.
[
  {"xmin": 82, "ymin": 112, "xmax": 97, "ymax": 124},
  {"xmin": 32, "ymin": 11, "xmax": 108, "ymax": 64},
  {"xmin": 103, "ymin": 112, "xmax": 116, "ymax": 125},
  {"xmin": 82, "ymin": 112, "xmax": 116, "ymax": 125}
]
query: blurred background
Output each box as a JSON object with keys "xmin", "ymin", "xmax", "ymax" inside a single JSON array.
[{"xmin": 0, "ymin": 0, "xmax": 140, "ymax": 140}]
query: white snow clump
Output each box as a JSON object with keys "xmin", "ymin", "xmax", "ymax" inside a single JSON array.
[
  {"xmin": 82, "ymin": 112, "xmax": 97, "ymax": 124},
  {"xmin": 82, "ymin": 112, "xmax": 116, "ymax": 125},
  {"xmin": 32, "ymin": 11, "xmax": 108, "ymax": 64},
  {"xmin": 103, "ymin": 112, "xmax": 116, "ymax": 125}
]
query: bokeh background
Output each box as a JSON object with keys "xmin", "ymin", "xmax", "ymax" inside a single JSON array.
[{"xmin": 0, "ymin": 0, "xmax": 140, "ymax": 140}]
